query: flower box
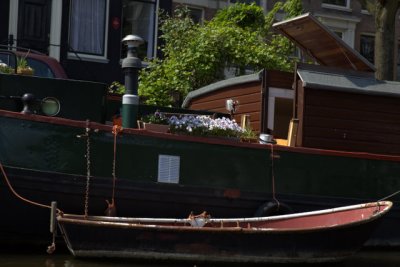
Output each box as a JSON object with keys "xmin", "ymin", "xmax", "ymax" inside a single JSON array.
[
  {"xmin": 143, "ymin": 123, "xmax": 169, "ymax": 133},
  {"xmin": 240, "ymin": 137, "xmax": 258, "ymax": 143}
]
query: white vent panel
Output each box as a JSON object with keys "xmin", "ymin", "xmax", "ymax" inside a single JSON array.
[{"xmin": 158, "ymin": 155, "xmax": 180, "ymax": 184}]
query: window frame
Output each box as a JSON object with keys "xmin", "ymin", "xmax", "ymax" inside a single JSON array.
[
  {"xmin": 321, "ymin": 0, "xmax": 352, "ymax": 12},
  {"xmin": 229, "ymin": 0, "xmax": 261, "ymax": 5},
  {"xmin": 359, "ymin": 33, "xmax": 375, "ymax": 64},
  {"xmin": 67, "ymin": 0, "xmax": 110, "ymax": 63},
  {"xmin": 186, "ymin": 5, "xmax": 205, "ymax": 24},
  {"xmin": 121, "ymin": 0, "xmax": 158, "ymax": 60}
]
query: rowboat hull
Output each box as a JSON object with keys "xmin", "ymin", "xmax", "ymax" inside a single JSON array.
[{"xmin": 57, "ymin": 201, "xmax": 392, "ymax": 263}]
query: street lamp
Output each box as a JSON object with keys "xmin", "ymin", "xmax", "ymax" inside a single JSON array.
[{"xmin": 121, "ymin": 34, "xmax": 143, "ymax": 128}]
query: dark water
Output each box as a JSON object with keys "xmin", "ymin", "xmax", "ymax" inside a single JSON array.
[{"xmin": 0, "ymin": 250, "xmax": 399, "ymax": 267}]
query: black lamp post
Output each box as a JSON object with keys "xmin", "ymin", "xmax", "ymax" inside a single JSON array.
[{"xmin": 121, "ymin": 34, "xmax": 143, "ymax": 128}]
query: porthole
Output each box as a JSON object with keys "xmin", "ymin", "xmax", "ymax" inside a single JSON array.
[{"xmin": 41, "ymin": 97, "xmax": 60, "ymax": 116}]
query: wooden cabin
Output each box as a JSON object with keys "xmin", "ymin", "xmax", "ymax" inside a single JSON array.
[
  {"xmin": 185, "ymin": 13, "xmax": 400, "ymax": 156},
  {"xmin": 294, "ymin": 63, "xmax": 400, "ymax": 155},
  {"xmin": 182, "ymin": 70, "xmax": 294, "ymax": 139},
  {"xmin": 276, "ymin": 13, "xmax": 400, "ymax": 155}
]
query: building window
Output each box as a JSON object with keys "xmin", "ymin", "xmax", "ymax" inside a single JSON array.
[
  {"xmin": 322, "ymin": 0, "xmax": 351, "ymax": 11},
  {"xmin": 316, "ymin": 15, "xmax": 359, "ymax": 48},
  {"xmin": 187, "ymin": 7, "xmax": 204, "ymax": 24},
  {"xmin": 122, "ymin": 0, "xmax": 157, "ymax": 60},
  {"xmin": 322, "ymin": 0, "xmax": 349, "ymax": 7},
  {"xmin": 360, "ymin": 2, "xmax": 370, "ymax": 14},
  {"xmin": 360, "ymin": 34, "xmax": 374, "ymax": 64},
  {"xmin": 68, "ymin": 0, "xmax": 109, "ymax": 60},
  {"xmin": 230, "ymin": 0, "xmax": 261, "ymax": 5},
  {"xmin": 333, "ymin": 31, "xmax": 343, "ymax": 39}
]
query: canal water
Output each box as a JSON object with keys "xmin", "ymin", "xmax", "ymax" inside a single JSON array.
[{"xmin": 0, "ymin": 249, "xmax": 399, "ymax": 267}]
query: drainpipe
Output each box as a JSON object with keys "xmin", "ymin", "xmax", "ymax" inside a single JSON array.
[{"xmin": 121, "ymin": 34, "xmax": 143, "ymax": 128}]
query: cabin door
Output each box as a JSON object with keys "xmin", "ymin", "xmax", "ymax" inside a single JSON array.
[{"xmin": 17, "ymin": 0, "xmax": 51, "ymax": 54}]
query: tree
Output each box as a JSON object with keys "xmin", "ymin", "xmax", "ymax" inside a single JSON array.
[
  {"xmin": 139, "ymin": 1, "xmax": 302, "ymax": 106},
  {"xmin": 360, "ymin": 0, "xmax": 400, "ymax": 80}
]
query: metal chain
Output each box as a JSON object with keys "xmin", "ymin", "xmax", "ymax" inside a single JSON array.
[{"xmin": 84, "ymin": 121, "xmax": 91, "ymax": 218}]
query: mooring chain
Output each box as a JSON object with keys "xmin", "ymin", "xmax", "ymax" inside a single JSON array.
[
  {"xmin": 84, "ymin": 123, "xmax": 91, "ymax": 218},
  {"xmin": 77, "ymin": 120, "xmax": 92, "ymax": 218}
]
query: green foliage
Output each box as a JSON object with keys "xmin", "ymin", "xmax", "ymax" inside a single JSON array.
[
  {"xmin": 17, "ymin": 57, "xmax": 28, "ymax": 69},
  {"xmin": 139, "ymin": 1, "xmax": 303, "ymax": 106},
  {"xmin": 108, "ymin": 81, "xmax": 125, "ymax": 95},
  {"xmin": 0, "ymin": 64, "xmax": 14, "ymax": 74},
  {"xmin": 240, "ymin": 126, "xmax": 258, "ymax": 139},
  {"xmin": 141, "ymin": 110, "xmax": 170, "ymax": 125},
  {"xmin": 211, "ymin": 3, "xmax": 266, "ymax": 32}
]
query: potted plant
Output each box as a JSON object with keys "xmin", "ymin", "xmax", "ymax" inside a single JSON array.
[
  {"xmin": 17, "ymin": 56, "xmax": 34, "ymax": 76},
  {"xmin": 0, "ymin": 63, "xmax": 15, "ymax": 74},
  {"xmin": 141, "ymin": 111, "xmax": 170, "ymax": 133},
  {"xmin": 108, "ymin": 81, "xmax": 125, "ymax": 95},
  {"xmin": 240, "ymin": 126, "xmax": 258, "ymax": 143}
]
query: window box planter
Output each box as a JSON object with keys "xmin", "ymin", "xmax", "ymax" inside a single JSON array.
[{"xmin": 143, "ymin": 123, "xmax": 169, "ymax": 133}]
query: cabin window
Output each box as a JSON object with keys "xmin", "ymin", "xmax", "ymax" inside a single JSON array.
[
  {"xmin": 360, "ymin": 34, "xmax": 374, "ymax": 64},
  {"xmin": 68, "ymin": 0, "xmax": 109, "ymax": 62},
  {"xmin": 122, "ymin": 0, "xmax": 157, "ymax": 60}
]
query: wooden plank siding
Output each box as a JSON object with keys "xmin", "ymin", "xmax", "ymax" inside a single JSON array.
[
  {"xmin": 190, "ymin": 82, "xmax": 263, "ymax": 132},
  {"xmin": 297, "ymin": 87, "xmax": 400, "ymax": 155},
  {"xmin": 268, "ymin": 70, "xmax": 295, "ymax": 89},
  {"xmin": 186, "ymin": 70, "xmax": 294, "ymax": 134}
]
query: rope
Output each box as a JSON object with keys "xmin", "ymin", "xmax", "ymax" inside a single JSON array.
[
  {"xmin": 0, "ymin": 159, "xmax": 62, "ymax": 253},
  {"xmin": 378, "ymin": 190, "xmax": 400, "ymax": 201},
  {"xmin": 111, "ymin": 125, "xmax": 123, "ymax": 201},
  {"xmin": 0, "ymin": 161, "xmax": 59, "ymax": 211}
]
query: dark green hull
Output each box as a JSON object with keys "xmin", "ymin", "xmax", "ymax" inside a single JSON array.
[{"xmin": 0, "ymin": 110, "xmax": 400, "ymax": 246}]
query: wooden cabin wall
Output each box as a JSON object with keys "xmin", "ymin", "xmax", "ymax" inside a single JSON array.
[
  {"xmin": 297, "ymin": 87, "xmax": 400, "ymax": 155},
  {"xmin": 189, "ymin": 82, "xmax": 262, "ymax": 132},
  {"xmin": 267, "ymin": 70, "xmax": 294, "ymax": 89}
]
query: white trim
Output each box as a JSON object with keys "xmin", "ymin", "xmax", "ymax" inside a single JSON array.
[
  {"xmin": 267, "ymin": 96, "xmax": 275, "ymax": 130},
  {"xmin": 361, "ymin": 9, "xmax": 370, "ymax": 15},
  {"xmin": 315, "ymin": 13, "xmax": 360, "ymax": 48},
  {"xmin": 8, "ymin": 0, "xmax": 18, "ymax": 47},
  {"xmin": 49, "ymin": 0, "xmax": 62, "ymax": 60},
  {"xmin": 269, "ymin": 87, "xmax": 294, "ymax": 99},
  {"xmin": 267, "ymin": 88, "xmax": 294, "ymax": 130}
]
